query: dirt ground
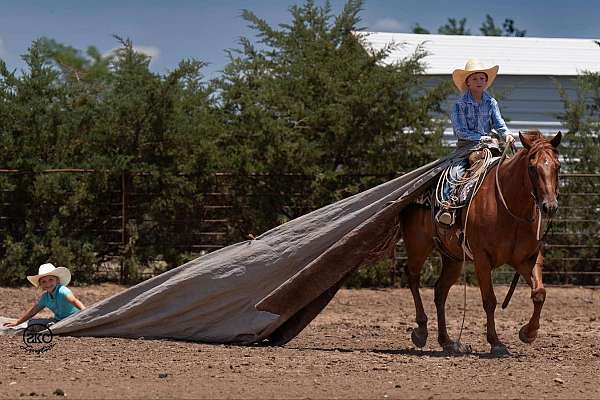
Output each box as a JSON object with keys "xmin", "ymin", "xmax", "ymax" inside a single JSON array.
[{"xmin": 1, "ymin": 283, "xmax": 599, "ymax": 399}]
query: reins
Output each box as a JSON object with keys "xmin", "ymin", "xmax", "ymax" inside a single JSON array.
[
  {"xmin": 494, "ymin": 143, "xmax": 545, "ymax": 241},
  {"xmin": 495, "ymin": 144, "xmax": 538, "ymax": 222}
]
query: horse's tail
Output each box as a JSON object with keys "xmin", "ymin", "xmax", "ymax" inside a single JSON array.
[{"xmin": 501, "ymin": 272, "xmax": 520, "ymax": 309}]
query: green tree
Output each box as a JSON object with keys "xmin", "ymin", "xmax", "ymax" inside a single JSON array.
[
  {"xmin": 560, "ymin": 70, "xmax": 600, "ymax": 172},
  {"xmin": 411, "ymin": 23, "xmax": 430, "ymax": 34},
  {"xmin": 501, "ymin": 18, "xmax": 527, "ymax": 37},
  {"xmin": 479, "ymin": 15, "xmax": 502, "ymax": 36},
  {"xmin": 480, "ymin": 14, "xmax": 526, "ymax": 37},
  {"xmin": 438, "ymin": 18, "xmax": 470, "ymax": 35},
  {"xmin": 218, "ymin": 0, "xmax": 452, "ymax": 237},
  {"xmin": 0, "ymin": 37, "xmax": 222, "ymax": 284},
  {"xmin": 411, "ymin": 15, "xmax": 526, "ymax": 37},
  {"xmin": 80, "ymin": 36, "xmax": 224, "ymax": 272},
  {"xmin": 555, "ymin": 67, "xmax": 600, "ymax": 285},
  {"xmin": 0, "ymin": 40, "xmax": 102, "ymax": 284},
  {"xmin": 36, "ymin": 37, "xmax": 113, "ymax": 83}
]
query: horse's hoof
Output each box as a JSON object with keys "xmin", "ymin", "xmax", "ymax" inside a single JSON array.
[
  {"xmin": 442, "ymin": 341, "xmax": 472, "ymax": 354},
  {"xmin": 490, "ymin": 344, "xmax": 511, "ymax": 357},
  {"xmin": 411, "ymin": 327, "xmax": 428, "ymax": 348},
  {"xmin": 519, "ymin": 324, "xmax": 537, "ymax": 344}
]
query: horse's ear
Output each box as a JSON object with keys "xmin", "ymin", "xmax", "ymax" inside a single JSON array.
[
  {"xmin": 519, "ymin": 131, "xmax": 532, "ymax": 149},
  {"xmin": 550, "ymin": 131, "xmax": 562, "ymax": 148}
]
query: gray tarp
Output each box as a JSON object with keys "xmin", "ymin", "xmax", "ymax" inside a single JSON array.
[{"xmin": 2, "ymin": 145, "xmax": 476, "ymax": 344}]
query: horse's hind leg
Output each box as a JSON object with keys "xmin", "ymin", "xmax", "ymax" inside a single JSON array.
[
  {"xmin": 435, "ymin": 256, "xmax": 471, "ymax": 353},
  {"xmin": 401, "ymin": 205, "xmax": 434, "ymax": 348}
]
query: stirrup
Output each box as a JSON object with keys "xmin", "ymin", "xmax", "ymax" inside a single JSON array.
[{"xmin": 436, "ymin": 209, "xmax": 455, "ymax": 226}]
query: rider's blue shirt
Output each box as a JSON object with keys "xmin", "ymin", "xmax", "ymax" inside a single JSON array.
[{"xmin": 451, "ymin": 91, "xmax": 511, "ymax": 143}]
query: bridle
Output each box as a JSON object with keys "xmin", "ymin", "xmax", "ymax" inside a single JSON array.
[{"xmin": 495, "ymin": 141, "xmax": 559, "ymax": 241}]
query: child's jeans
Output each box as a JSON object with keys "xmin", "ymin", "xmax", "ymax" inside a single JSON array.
[{"xmin": 443, "ymin": 158, "xmax": 469, "ymax": 202}]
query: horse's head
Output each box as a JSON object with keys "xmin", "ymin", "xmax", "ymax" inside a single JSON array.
[{"xmin": 519, "ymin": 130, "xmax": 562, "ymax": 217}]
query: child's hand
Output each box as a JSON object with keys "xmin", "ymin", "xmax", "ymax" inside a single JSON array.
[{"xmin": 2, "ymin": 321, "xmax": 17, "ymax": 327}]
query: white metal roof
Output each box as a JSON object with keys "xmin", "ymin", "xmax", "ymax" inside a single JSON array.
[{"xmin": 362, "ymin": 32, "xmax": 600, "ymax": 76}]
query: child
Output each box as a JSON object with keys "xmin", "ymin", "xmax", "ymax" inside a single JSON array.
[
  {"xmin": 450, "ymin": 58, "xmax": 514, "ymax": 145},
  {"xmin": 2, "ymin": 263, "xmax": 85, "ymax": 327},
  {"xmin": 438, "ymin": 58, "xmax": 515, "ymax": 224}
]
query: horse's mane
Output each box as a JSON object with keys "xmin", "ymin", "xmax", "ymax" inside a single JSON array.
[{"xmin": 520, "ymin": 129, "xmax": 558, "ymax": 155}]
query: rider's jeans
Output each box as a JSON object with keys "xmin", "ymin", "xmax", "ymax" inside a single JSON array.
[{"xmin": 443, "ymin": 158, "xmax": 469, "ymax": 202}]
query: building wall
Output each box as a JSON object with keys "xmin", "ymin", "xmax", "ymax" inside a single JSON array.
[{"xmin": 424, "ymin": 75, "xmax": 577, "ymax": 143}]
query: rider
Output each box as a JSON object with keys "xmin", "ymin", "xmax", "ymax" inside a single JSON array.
[{"xmin": 438, "ymin": 58, "xmax": 515, "ymax": 225}]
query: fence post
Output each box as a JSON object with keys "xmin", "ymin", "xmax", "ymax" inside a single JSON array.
[{"xmin": 120, "ymin": 171, "xmax": 130, "ymax": 284}]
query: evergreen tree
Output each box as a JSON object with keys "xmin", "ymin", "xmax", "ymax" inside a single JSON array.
[
  {"xmin": 480, "ymin": 15, "xmax": 526, "ymax": 37},
  {"xmin": 410, "ymin": 15, "xmax": 526, "ymax": 37},
  {"xmin": 555, "ymin": 68, "xmax": 600, "ymax": 285},
  {"xmin": 218, "ymin": 0, "xmax": 452, "ymax": 236},
  {"xmin": 0, "ymin": 37, "xmax": 221, "ymax": 284},
  {"xmin": 438, "ymin": 18, "xmax": 470, "ymax": 35}
]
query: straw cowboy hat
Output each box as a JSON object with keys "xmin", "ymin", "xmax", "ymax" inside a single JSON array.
[
  {"xmin": 452, "ymin": 58, "xmax": 499, "ymax": 92},
  {"xmin": 27, "ymin": 263, "xmax": 71, "ymax": 287}
]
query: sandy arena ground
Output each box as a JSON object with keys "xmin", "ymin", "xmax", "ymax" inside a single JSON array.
[{"xmin": 0, "ymin": 283, "xmax": 599, "ymax": 399}]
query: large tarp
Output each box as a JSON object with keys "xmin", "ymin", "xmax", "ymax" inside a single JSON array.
[{"xmin": 2, "ymin": 145, "xmax": 476, "ymax": 344}]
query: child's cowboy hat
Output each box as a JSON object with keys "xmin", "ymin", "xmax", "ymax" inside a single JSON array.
[
  {"xmin": 452, "ymin": 58, "xmax": 499, "ymax": 92},
  {"xmin": 27, "ymin": 263, "xmax": 71, "ymax": 287}
]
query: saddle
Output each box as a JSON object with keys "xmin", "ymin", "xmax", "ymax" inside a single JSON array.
[
  {"xmin": 435, "ymin": 140, "xmax": 502, "ymax": 226},
  {"xmin": 429, "ymin": 144, "xmax": 502, "ymax": 261}
]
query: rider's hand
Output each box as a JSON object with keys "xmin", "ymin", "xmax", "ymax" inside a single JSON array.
[
  {"xmin": 3, "ymin": 321, "xmax": 17, "ymax": 327},
  {"xmin": 505, "ymin": 133, "xmax": 515, "ymax": 144}
]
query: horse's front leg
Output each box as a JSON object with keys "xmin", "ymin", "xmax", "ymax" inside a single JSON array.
[
  {"xmin": 474, "ymin": 259, "xmax": 509, "ymax": 355},
  {"xmin": 435, "ymin": 256, "xmax": 471, "ymax": 353},
  {"xmin": 518, "ymin": 250, "xmax": 546, "ymax": 343}
]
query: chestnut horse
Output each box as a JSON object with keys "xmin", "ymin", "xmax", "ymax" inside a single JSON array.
[{"xmin": 400, "ymin": 130, "xmax": 561, "ymax": 355}]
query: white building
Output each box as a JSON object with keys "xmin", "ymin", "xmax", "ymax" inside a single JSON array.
[{"xmin": 362, "ymin": 32, "xmax": 600, "ymax": 143}]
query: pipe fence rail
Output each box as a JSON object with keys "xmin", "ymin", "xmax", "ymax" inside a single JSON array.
[{"xmin": 1, "ymin": 169, "xmax": 598, "ymax": 286}]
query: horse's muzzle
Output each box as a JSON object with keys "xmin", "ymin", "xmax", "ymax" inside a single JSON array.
[{"xmin": 541, "ymin": 200, "xmax": 558, "ymax": 217}]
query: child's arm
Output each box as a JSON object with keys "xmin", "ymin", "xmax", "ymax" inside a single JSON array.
[
  {"xmin": 65, "ymin": 293, "xmax": 86, "ymax": 311},
  {"xmin": 2, "ymin": 304, "xmax": 43, "ymax": 327}
]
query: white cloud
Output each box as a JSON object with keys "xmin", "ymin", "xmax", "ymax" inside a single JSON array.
[
  {"xmin": 133, "ymin": 45, "xmax": 160, "ymax": 61},
  {"xmin": 371, "ymin": 18, "xmax": 404, "ymax": 33},
  {"xmin": 103, "ymin": 45, "xmax": 161, "ymax": 62}
]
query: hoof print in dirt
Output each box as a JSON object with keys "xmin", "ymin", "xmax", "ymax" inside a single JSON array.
[
  {"xmin": 490, "ymin": 345, "xmax": 511, "ymax": 357},
  {"xmin": 442, "ymin": 341, "xmax": 472, "ymax": 354}
]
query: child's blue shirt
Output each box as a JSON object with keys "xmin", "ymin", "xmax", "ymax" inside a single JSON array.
[
  {"xmin": 451, "ymin": 91, "xmax": 511, "ymax": 142},
  {"xmin": 36, "ymin": 284, "xmax": 80, "ymax": 321}
]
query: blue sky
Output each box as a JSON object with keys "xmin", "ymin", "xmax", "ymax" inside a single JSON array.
[{"xmin": 1, "ymin": 0, "xmax": 599, "ymax": 79}]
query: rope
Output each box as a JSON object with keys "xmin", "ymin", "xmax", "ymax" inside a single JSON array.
[
  {"xmin": 435, "ymin": 149, "xmax": 493, "ymax": 210},
  {"xmin": 451, "ymin": 150, "xmax": 496, "ymax": 344},
  {"xmin": 495, "ymin": 144, "xmax": 537, "ymax": 224},
  {"xmin": 456, "ymin": 158, "xmax": 485, "ymax": 343},
  {"xmin": 457, "ymin": 245, "xmax": 468, "ymax": 344},
  {"xmin": 495, "ymin": 143, "xmax": 546, "ymax": 241}
]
